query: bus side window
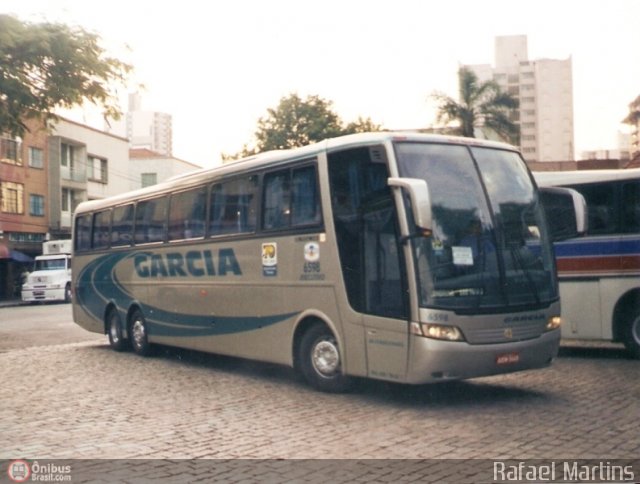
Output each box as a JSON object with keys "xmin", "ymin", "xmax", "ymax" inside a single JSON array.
[
  {"xmin": 291, "ymin": 166, "xmax": 321, "ymax": 227},
  {"xmin": 75, "ymin": 214, "xmax": 92, "ymax": 252},
  {"xmin": 574, "ymin": 184, "xmax": 616, "ymax": 235},
  {"xmin": 92, "ymin": 210, "xmax": 111, "ymax": 249},
  {"xmin": 134, "ymin": 197, "xmax": 168, "ymax": 244},
  {"xmin": 262, "ymin": 171, "xmax": 291, "ymax": 230},
  {"xmin": 622, "ymin": 181, "xmax": 640, "ymax": 233},
  {"xmin": 210, "ymin": 176, "xmax": 258, "ymax": 236},
  {"xmin": 111, "ymin": 204, "xmax": 134, "ymax": 247},
  {"xmin": 169, "ymin": 187, "xmax": 206, "ymax": 240}
]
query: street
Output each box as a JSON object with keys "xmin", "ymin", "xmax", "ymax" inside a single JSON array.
[{"xmin": 1, "ymin": 303, "xmax": 638, "ymax": 482}]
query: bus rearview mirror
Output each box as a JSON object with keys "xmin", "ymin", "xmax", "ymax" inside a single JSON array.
[
  {"xmin": 538, "ymin": 187, "xmax": 588, "ymax": 241},
  {"xmin": 388, "ymin": 177, "xmax": 432, "ymax": 231}
]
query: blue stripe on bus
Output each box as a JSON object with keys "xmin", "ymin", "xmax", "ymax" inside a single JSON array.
[
  {"xmin": 554, "ymin": 237, "xmax": 640, "ymax": 258},
  {"xmin": 76, "ymin": 252, "xmax": 298, "ymax": 337}
]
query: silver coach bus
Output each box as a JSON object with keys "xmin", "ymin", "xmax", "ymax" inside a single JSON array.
[{"xmin": 72, "ymin": 132, "xmax": 578, "ymax": 392}]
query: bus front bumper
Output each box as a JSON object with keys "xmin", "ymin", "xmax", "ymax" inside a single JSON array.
[{"xmin": 405, "ymin": 330, "xmax": 560, "ymax": 384}]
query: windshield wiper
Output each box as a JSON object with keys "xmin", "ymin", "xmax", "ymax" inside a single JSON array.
[{"xmin": 508, "ymin": 244, "xmax": 540, "ymax": 305}]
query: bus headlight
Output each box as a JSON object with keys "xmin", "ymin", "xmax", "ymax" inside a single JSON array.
[
  {"xmin": 546, "ymin": 316, "xmax": 562, "ymax": 331},
  {"xmin": 411, "ymin": 322, "xmax": 465, "ymax": 341}
]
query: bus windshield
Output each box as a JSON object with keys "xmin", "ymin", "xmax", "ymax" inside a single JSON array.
[{"xmin": 395, "ymin": 142, "xmax": 557, "ymax": 312}]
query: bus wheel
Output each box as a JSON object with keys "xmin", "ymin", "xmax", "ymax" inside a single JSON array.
[
  {"xmin": 64, "ymin": 283, "xmax": 72, "ymax": 303},
  {"xmin": 298, "ymin": 323, "xmax": 351, "ymax": 393},
  {"xmin": 130, "ymin": 309, "xmax": 152, "ymax": 356},
  {"xmin": 107, "ymin": 309, "xmax": 128, "ymax": 352},
  {"xmin": 622, "ymin": 309, "xmax": 640, "ymax": 359}
]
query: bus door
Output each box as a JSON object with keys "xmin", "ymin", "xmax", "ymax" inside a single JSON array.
[{"xmin": 328, "ymin": 147, "xmax": 410, "ymax": 381}]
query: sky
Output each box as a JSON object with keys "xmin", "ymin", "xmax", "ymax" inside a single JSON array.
[{"xmin": 2, "ymin": 0, "xmax": 639, "ymax": 168}]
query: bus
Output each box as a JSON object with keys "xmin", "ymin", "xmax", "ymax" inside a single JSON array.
[
  {"xmin": 72, "ymin": 132, "xmax": 578, "ymax": 392},
  {"xmin": 534, "ymin": 168, "xmax": 640, "ymax": 358}
]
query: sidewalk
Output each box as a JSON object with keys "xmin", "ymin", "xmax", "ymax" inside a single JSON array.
[{"xmin": 0, "ymin": 298, "xmax": 28, "ymax": 308}]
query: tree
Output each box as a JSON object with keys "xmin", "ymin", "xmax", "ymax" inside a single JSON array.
[
  {"xmin": 254, "ymin": 93, "xmax": 345, "ymax": 151},
  {"xmin": 0, "ymin": 14, "xmax": 131, "ymax": 138},
  {"xmin": 622, "ymin": 94, "xmax": 640, "ymax": 126},
  {"xmin": 343, "ymin": 116, "xmax": 383, "ymax": 135},
  {"xmin": 222, "ymin": 93, "xmax": 383, "ymax": 161},
  {"xmin": 431, "ymin": 67, "xmax": 519, "ymax": 144}
]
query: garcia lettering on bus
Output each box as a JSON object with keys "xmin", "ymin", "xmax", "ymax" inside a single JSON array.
[{"xmin": 134, "ymin": 249, "xmax": 242, "ymax": 278}]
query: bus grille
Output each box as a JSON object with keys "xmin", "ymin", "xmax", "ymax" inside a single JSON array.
[{"xmin": 465, "ymin": 323, "xmax": 544, "ymax": 344}]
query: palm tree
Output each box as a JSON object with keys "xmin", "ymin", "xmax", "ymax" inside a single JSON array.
[{"xmin": 432, "ymin": 67, "xmax": 519, "ymax": 144}]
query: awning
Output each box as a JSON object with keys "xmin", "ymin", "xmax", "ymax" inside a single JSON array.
[{"xmin": 0, "ymin": 244, "xmax": 34, "ymax": 262}]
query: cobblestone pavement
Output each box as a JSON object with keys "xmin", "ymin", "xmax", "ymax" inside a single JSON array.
[{"xmin": 1, "ymin": 308, "xmax": 639, "ymax": 482}]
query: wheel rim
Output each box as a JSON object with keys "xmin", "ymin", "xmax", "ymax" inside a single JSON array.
[
  {"xmin": 312, "ymin": 338, "xmax": 340, "ymax": 377},
  {"xmin": 109, "ymin": 317, "xmax": 120, "ymax": 343},
  {"xmin": 132, "ymin": 319, "xmax": 145, "ymax": 349},
  {"xmin": 632, "ymin": 316, "xmax": 640, "ymax": 346}
]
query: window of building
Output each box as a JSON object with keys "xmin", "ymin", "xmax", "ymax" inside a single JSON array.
[
  {"xmin": 141, "ymin": 173, "xmax": 157, "ymax": 188},
  {"xmin": 61, "ymin": 188, "xmax": 70, "ymax": 212},
  {"xmin": 29, "ymin": 147, "xmax": 44, "ymax": 169},
  {"xmin": 169, "ymin": 186, "xmax": 207, "ymax": 240},
  {"xmin": 29, "ymin": 194, "xmax": 45, "ymax": 216},
  {"xmin": 1, "ymin": 182, "xmax": 24, "ymax": 214},
  {"xmin": 209, "ymin": 176, "xmax": 259, "ymax": 236},
  {"xmin": 134, "ymin": 197, "xmax": 168, "ymax": 244},
  {"xmin": 87, "ymin": 156, "xmax": 108, "ymax": 183},
  {"xmin": 61, "ymin": 143, "xmax": 72, "ymax": 167},
  {"xmin": 0, "ymin": 136, "xmax": 22, "ymax": 165}
]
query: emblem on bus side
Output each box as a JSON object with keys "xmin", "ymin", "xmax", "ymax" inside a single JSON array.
[{"xmin": 262, "ymin": 243, "xmax": 278, "ymax": 277}]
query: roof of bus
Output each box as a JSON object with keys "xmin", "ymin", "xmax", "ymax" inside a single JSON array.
[
  {"xmin": 533, "ymin": 168, "xmax": 640, "ymax": 187},
  {"xmin": 75, "ymin": 131, "xmax": 516, "ymax": 214}
]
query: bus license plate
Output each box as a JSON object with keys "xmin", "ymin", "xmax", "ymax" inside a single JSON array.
[{"xmin": 496, "ymin": 352, "xmax": 520, "ymax": 365}]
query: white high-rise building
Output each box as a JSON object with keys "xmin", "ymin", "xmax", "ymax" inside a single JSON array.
[
  {"xmin": 124, "ymin": 92, "xmax": 173, "ymax": 157},
  {"xmin": 466, "ymin": 35, "xmax": 575, "ymax": 162}
]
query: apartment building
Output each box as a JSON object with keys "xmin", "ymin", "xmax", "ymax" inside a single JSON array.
[
  {"xmin": 109, "ymin": 92, "xmax": 173, "ymax": 157},
  {"xmin": 0, "ymin": 119, "xmax": 50, "ymax": 298},
  {"xmin": 46, "ymin": 118, "xmax": 130, "ymax": 239},
  {"xmin": 129, "ymin": 148, "xmax": 202, "ymax": 190},
  {"xmin": 0, "ymin": 117, "xmax": 128, "ymax": 299},
  {"xmin": 466, "ymin": 35, "xmax": 575, "ymax": 162}
]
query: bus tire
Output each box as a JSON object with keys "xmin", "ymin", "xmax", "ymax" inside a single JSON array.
[
  {"xmin": 64, "ymin": 283, "xmax": 72, "ymax": 303},
  {"xmin": 130, "ymin": 309, "xmax": 153, "ymax": 356},
  {"xmin": 622, "ymin": 307, "xmax": 640, "ymax": 359},
  {"xmin": 107, "ymin": 309, "xmax": 128, "ymax": 352},
  {"xmin": 298, "ymin": 323, "xmax": 351, "ymax": 393}
]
